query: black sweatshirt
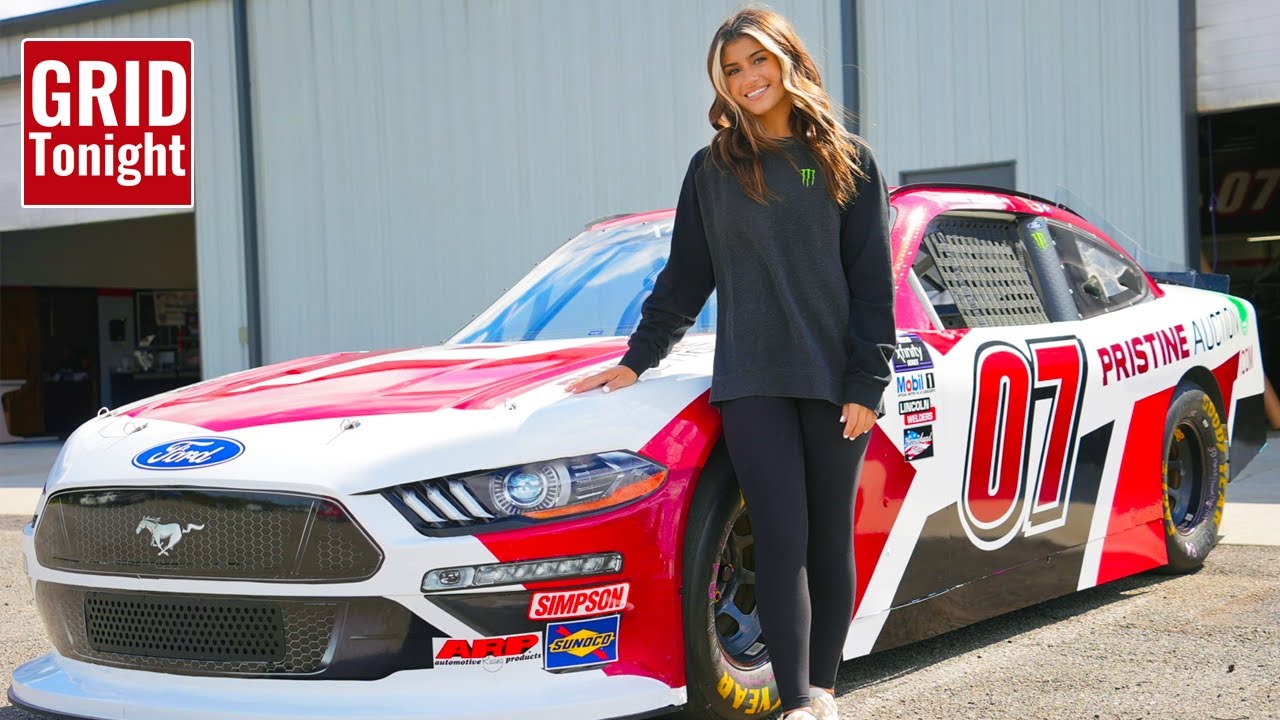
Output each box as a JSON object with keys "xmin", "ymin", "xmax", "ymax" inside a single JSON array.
[{"xmin": 618, "ymin": 136, "xmax": 895, "ymax": 413}]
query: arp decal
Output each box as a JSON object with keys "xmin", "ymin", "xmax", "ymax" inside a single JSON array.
[
  {"xmin": 903, "ymin": 425, "xmax": 934, "ymax": 461},
  {"xmin": 432, "ymin": 632, "xmax": 542, "ymax": 671},
  {"xmin": 1097, "ymin": 324, "xmax": 1188, "ymax": 386},
  {"xmin": 544, "ymin": 615, "xmax": 619, "ymax": 670},
  {"xmin": 893, "ymin": 334, "xmax": 933, "ymax": 373},
  {"xmin": 895, "ymin": 371, "xmax": 935, "ymax": 397},
  {"xmin": 961, "ymin": 337, "xmax": 1086, "ymax": 551},
  {"xmin": 529, "ymin": 583, "xmax": 629, "ymax": 620}
]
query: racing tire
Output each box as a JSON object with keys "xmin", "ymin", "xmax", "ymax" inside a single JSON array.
[
  {"xmin": 1157, "ymin": 381, "xmax": 1229, "ymax": 574},
  {"xmin": 676, "ymin": 448, "xmax": 781, "ymax": 720}
]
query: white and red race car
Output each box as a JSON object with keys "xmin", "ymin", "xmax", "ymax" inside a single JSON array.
[{"xmin": 10, "ymin": 185, "xmax": 1267, "ymax": 720}]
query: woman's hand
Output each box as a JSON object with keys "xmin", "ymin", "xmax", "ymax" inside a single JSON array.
[
  {"xmin": 840, "ymin": 402, "xmax": 876, "ymax": 440},
  {"xmin": 564, "ymin": 365, "xmax": 639, "ymax": 395}
]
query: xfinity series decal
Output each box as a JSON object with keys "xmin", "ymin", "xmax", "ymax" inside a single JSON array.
[
  {"xmin": 893, "ymin": 334, "xmax": 933, "ymax": 373},
  {"xmin": 433, "ymin": 632, "xmax": 542, "ymax": 672},
  {"xmin": 529, "ymin": 583, "xmax": 629, "ymax": 620},
  {"xmin": 544, "ymin": 615, "xmax": 619, "ymax": 669},
  {"xmin": 131, "ymin": 437, "xmax": 245, "ymax": 470}
]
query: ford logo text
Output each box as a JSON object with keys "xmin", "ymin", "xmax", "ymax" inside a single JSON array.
[{"xmin": 131, "ymin": 437, "xmax": 245, "ymax": 470}]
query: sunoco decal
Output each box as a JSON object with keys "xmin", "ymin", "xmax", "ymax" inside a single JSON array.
[
  {"xmin": 433, "ymin": 632, "xmax": 542, "ymax": 672},
  {"xmin": 529, "ymin": 583, "xmax": 629, "ymax": 621},
  {"xmin": 893, "ymin": 334, "xmax": 933, "ymax": 373},
  {"xmin": 544, "ymin": 615, "xmax": 619, "ymax": 669},
  {"xmin": 132, "ymin": 437, "xmax": 245, "ymax": 470}
]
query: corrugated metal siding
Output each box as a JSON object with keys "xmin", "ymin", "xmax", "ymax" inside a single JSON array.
[
  {"xmin": 0, "ymin": 0, "xmax": 248, "ymax": 377},
  {"xmin": 1197, "ymin": 0, "xmax": 1280, "ymax": 111},
  {"xmin": 859, "ymin": 0, "xmax": 1187, "ymax": 270},
  {"xmin": 246, "ymin": 0, "xmax": 844, "ymax": 363}
]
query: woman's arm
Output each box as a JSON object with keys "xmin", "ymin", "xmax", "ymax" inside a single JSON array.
[
  {"xmin": 618, "ymin": 148, "xmax": 716, "ymax": 377},
  {"xmin": 839, "ymin": 143, "xmax": 896, "ymax": 415}
]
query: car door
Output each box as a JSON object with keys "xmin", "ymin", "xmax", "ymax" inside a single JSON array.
[{"xmin": 860, "ymin": 205, "xmax": 1102, "ymax": 652}]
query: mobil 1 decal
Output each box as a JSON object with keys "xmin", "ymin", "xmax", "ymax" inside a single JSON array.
[
  {"xmin": 872, "ymin": 335, "xmax": 1110, "ymax": 653},
  {"xmin": 961, "ymin": 336, "xmax": 1087, "ymax": 551}
]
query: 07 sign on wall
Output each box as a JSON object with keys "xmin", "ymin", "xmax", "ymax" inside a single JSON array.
[{"xmin": 960, "ymin": 337, "xmax": 1087, "ymax": 551}]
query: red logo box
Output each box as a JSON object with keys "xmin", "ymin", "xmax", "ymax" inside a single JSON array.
[{"xmin": 22, "ymin": 38, "xmax": 193, "ymax": 208}]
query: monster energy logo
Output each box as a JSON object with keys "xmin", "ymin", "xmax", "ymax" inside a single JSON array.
[
  {"xmin": 799, "ymin": 168, "xmax": 815, "ymax": 187},
  {"xmin": 1031, "ymin": 230, "xmax": 1049, "ymax": 250}
]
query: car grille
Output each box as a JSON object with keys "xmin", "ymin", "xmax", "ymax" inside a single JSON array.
[
  {"xmin": 38, "ymin": 583, "xmax": 337, "ymax": 675},
  {"xmin": 35, "ymin": 488, "xmax": 382, "ymax": 582},
  {"xmin": 34, "ymin": 583, "xmax": 441, "ymax": 679},
  {"xmin": 85, "ymin": 592, "xmax": 287, "ymax": 662}
]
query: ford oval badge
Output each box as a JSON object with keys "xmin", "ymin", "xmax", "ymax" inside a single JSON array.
[{"xmin": 132, "ymin": 437, "xmax": 245, "ymax": 470}]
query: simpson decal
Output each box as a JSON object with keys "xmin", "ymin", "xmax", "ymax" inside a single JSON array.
[
  {"xmin": 433, "ymin": 633, "xmax": 542, "ymax": 671},
  {"xmin": 529, "ymin": 583, "xmax": 629, "ymax": 620},
  {"xmin": 544, "ymin": 615, "xmax": 619, "ymax": 670}
]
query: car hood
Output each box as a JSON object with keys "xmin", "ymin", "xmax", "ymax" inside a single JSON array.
[
  {"xmin": 119, "ymin": 337, "xmax": 648, "ymax": 431},
  {"xmin": 48, "ymin": 336, "xmax": 717, "ymax": 497}
]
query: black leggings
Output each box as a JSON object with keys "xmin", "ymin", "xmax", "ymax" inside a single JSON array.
[{"xmin": 718, "ymin": 395, "xmax": 870, "ymax": 713}]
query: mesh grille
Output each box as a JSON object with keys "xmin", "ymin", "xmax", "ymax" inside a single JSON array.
[
  {"xmin": 36, "ymin": 489, "xmax": 381, "ymax": 581},
  {"xmin": 85, "ymin": 593, "xmax": 287, "ymax": 662},
  {"xmin": 923, "ymin": 222, "xmax": 1049, "ymax": 328},
  {"xmin": 39, "ymin": 584, "xmax": 338, "ymax": 676}
]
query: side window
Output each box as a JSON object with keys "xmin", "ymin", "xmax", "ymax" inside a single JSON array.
[
  {"xmin": 1048, "ymin": 222, "xmax": 1150, "ymax": 319},
  {"xmin": 911, "ymin": 214, "xmax": 1050, "ymax": 329}
]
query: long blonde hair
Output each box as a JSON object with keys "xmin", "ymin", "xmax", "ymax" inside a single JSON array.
[{"xmin": 706, "ymin": 6, "xmax": 866, "ymax": 206}]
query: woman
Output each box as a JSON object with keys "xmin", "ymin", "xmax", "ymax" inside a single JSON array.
[{"xmin": 565, "ymin": 7, "xmax": 894, "ymax": 720}]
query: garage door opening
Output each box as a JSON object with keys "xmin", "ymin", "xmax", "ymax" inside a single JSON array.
[{"xmin": 1, "ymin": 213, "xmax": 199, "ymax": 439}]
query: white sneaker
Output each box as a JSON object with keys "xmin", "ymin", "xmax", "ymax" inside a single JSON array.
[
  {"xmin": 810, "ymin": 689, "xmax": 839, "ymax": 720},
  {"xmin": 782, "ymin": 711, "xmax": 820, "ymax": 720}
]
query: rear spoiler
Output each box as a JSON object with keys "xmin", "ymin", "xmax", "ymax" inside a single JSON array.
[{"xmin": 1147, "ymin": 271, "xmax": 1231, "ymax": 294}]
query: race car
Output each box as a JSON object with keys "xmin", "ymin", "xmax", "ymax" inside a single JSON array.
[{"xmin": 10, "ymin": 184, "xmax": 1268, "ymax": 720}]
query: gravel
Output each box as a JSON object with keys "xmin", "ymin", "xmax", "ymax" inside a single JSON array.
[{"xmin": 1, "ymin": 514, "xmax": 1276, "ymax": 720}]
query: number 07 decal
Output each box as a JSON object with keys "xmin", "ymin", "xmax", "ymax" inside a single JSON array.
[{"xmin": 959, "ymin": 337, "xmax": 1087, "ymax": 551}]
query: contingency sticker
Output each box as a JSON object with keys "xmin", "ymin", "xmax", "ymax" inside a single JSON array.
[
  {"xmin": 903, "ymin": 425, "xmax": 935, "ymax": 461},
  {"xmin": 544, "ymin": 614, "xmax": 620, "ymax": 670},
  {"xmin": 433, "ymin": 632, "xmax": 542, "ymax": 672},
  {"xmin": 893, "ymin": 334, "xmax": 934, "ymax": 373}
]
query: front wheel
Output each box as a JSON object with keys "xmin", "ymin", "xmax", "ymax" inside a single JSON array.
[
  {"xmin": 677, "ymin": 456, "xmax": 781, "ymax": 719},
  {"xmin": 1159, "ymin": 382, "xmax": 1229, "ymax": 573}
]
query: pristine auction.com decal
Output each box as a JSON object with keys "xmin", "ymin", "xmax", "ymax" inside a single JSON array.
[{"xmin": 22, "ymin": 39, "xmax": 193, "ymax": 208}]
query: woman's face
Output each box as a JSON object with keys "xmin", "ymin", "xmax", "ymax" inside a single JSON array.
[{"xmin": 720, "ymin": 35, "xmax": 790, "ymax": 121}]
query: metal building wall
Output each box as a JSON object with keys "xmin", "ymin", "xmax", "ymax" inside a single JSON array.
[
  {"xmin": 245, "ymin": 0, "xmax": 844, "ymax": 363},
  {"xmin": 858, "ymin": 0, "xmax": 1188, "ymax": 270},
  {"xmin": 1197, "ymin": 0, "xmax": 1280, "ymax": 112},
  {"xmin": 0, "ymin": 0, "xmax": 250, "ymax": 378}
]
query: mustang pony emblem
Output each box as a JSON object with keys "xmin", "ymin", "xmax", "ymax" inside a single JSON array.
[{"xmin": 135, "ymin": 516, "xmax": 205, "ymax": 556}]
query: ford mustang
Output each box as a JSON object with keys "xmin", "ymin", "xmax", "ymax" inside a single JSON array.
[{"xmin": 9, "ymin": 184, "xmax": 1268, "ymax": 720}]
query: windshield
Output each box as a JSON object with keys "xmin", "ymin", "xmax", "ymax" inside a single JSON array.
[{"xmin": 448, "ymin": 217, "xmax": 718, "ymax": 343}]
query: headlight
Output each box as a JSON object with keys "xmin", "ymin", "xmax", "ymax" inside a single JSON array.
[{"xmin": 389, "ymin": 451, "xmax": 667, "ymax": 529}]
